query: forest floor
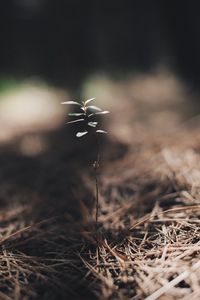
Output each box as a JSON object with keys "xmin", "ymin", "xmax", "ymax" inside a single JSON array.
[{"xmin": 1, "ymin": 72, "xmax": 200, "ymax": 300}]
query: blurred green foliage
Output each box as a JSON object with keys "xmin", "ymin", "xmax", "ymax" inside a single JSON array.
[{"xmin": 0, "ymin": 78, "xmax": 23, "ymax": 95}]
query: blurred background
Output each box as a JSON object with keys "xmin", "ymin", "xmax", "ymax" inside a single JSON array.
[{"xmin": 0, "ymin": 0, "xmax": 200, "ymax": 150}]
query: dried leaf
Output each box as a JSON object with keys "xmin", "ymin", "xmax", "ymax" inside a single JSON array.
[
  {"xmin": 67, "ymin": 119, "xmax": 84, "ymax": 124},
  {"xmin": 88, "ymin": 122, "xmax": 98, "ymax": 127},
  {"xmin": 76, "ymin": 131, "xmax": 88, "ymax": 137},
  {"xmin": 84, "ymin": 98, "xmax": 96, "ymax": 105},
  {"xmin": 61, "ymin": 101, "xmax": 81, "ymax": 106}
]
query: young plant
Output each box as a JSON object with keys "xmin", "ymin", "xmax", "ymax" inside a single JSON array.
[{"xmin": 62, "ymin": 98, "xmax": 109, "ymax": 233}]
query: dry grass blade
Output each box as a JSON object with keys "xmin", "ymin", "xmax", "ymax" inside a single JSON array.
[{"xmin": 145, "ymin": 260, "xmax": 200, "ymax": 300}]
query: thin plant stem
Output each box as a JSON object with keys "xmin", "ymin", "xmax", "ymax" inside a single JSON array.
[
  {"xmin": 94, "ymin": 168, "xmax": 99, "ymax": 228},
  {"xmin": 94, "ymin": 134, "xmax": 100, "ymax": 227},
  {"xmin": 93, "ymin": 133, "xmax": 100, "ymax": 255}
]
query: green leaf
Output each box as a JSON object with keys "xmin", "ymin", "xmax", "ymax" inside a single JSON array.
[
  {"xmin": 67, "ymin": 119, "xmax": 84, "ymax": 124},
  {"xmin": 76, "ymin": 131, "xmax": 88, "ymax": 137},
  {"xmin": 84, "ymin": 97, "xmax": 96, "ymax": 105},
  {"xmin": 86, "ymin": 105, "xmax": 102, "ymax": 111},
  {"xmin": 68, "ymin": 113, "xmax": 84, "ymax": 116},
  {"xmin": 96, "ymin": 130, "xmax": 107, "ymax": 134},
  {"xmin": 88, "ymin": 121, "xmax": 98, "ymax": 127},
  {"xmin": 88, "ymin": 111, "xmax": 110, "ymax": 117},
  {"xmin": 61, "ymin": 101, "xmax": 81, "ymax": 105}
]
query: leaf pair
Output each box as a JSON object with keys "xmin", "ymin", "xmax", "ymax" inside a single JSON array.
[
  {"xmin": 88, "ymin": 121, "xmax": 98, "ymax": 127},
  {"xmin": 61, "ymin": 98, "xmax": 96, "ymax": 106},
  {"xmin": 76, "ymin": 129, "xmax": 107, "ymax": 138}
]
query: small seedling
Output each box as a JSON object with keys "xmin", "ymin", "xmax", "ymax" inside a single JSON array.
[{"xmin": 62, "ymin": 98, "xmax": 109, "ymax": 236}]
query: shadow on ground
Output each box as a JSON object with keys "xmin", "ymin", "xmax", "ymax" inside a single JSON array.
[{"xmin": 0, "ymin": 124, "xmax": 128, "ymax": 300}]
